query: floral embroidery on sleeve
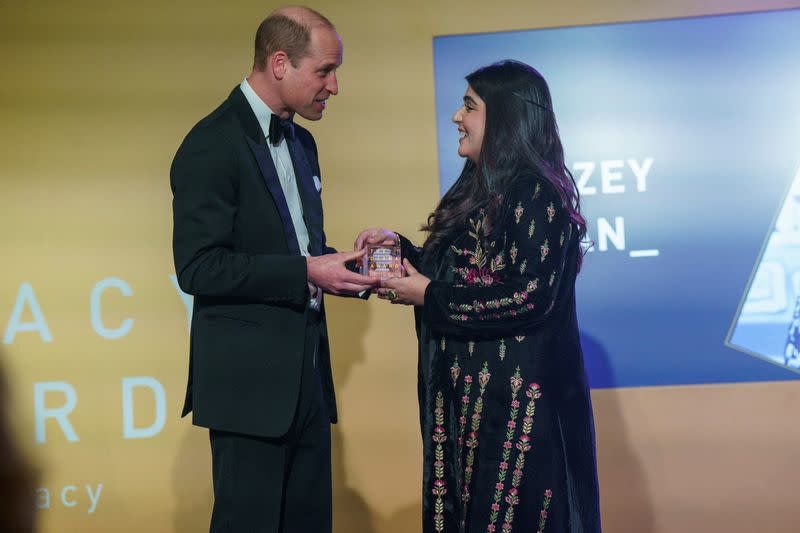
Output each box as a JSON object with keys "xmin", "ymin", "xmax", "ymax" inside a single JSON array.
[
  {"xmin": 451, "ymin": 216, "xmax": 505, "ymax": 287},
  {"xmin": 425, "ymin": 177, "xmax": 574, "ymax": 336},
  {"xmin": 447, "ymin": 279, "xmax": 539, "ymax": 320}
]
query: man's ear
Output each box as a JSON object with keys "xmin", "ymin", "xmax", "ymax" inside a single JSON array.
[{"xmin": 270, "ymin": 51, "xmax": 289, "ymax": 80}]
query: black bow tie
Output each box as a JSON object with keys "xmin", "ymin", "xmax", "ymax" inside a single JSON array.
[{"xmin": 268, "ymin": 113, "xmax": 295, "ymax": 146}]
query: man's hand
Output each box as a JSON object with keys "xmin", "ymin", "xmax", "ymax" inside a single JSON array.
[
  {"xmin": 354, "ymin": 228, "xmax": 398, "ymax": 250},
  {"xmin": 307, "ymin": 249, "xmax": 380, "ymax": 296},
  {"xmin": 375, "ymin": 259, "xmax": 430, "ymax": 306}
]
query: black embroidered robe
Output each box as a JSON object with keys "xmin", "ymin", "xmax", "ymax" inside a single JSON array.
[{"xmin": 400, "ymin": 175, "xmax": 601, "ymax": 533}]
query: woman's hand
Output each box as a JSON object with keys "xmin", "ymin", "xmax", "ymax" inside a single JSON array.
[
  {"xmin": 376, "ymin": 259, "xmax": 430, "ymax": 306},
  {"xmin": 354, "ymin": 228, "xmax": 398, "ymax": 250}
]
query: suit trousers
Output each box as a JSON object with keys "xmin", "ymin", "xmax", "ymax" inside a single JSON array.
[{"xmin": 208, "ymin": 311, "xmax": 331, "ymax": 533}]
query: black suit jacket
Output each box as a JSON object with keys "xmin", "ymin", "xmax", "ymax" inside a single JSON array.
[{"xmin": 171, "ymin": 86, "xmax": 337, "ymax": 438}]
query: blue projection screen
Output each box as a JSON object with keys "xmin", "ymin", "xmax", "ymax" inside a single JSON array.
[{"xmin": 431, "ymin": 9, "xmax": 800, "ymax": 389}]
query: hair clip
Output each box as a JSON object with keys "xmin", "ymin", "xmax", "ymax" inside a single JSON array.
[{"xmin": 512, "ymin": 92, "xmax": 553, "ymax": 113}]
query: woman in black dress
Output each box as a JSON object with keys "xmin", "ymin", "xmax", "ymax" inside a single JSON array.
[{"xmin": 357, "ymin": 60, "xmax": 601, "ymax": 532}]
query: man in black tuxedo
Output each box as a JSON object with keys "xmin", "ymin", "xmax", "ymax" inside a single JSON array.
[{"xmin": 170, "ymin": 6, "xmax": 377, "ymax": 532}]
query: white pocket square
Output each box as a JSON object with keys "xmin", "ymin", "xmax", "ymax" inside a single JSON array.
[{"xmin": 312, "ymin": 175, "xmax": 322, "ymax": 192}]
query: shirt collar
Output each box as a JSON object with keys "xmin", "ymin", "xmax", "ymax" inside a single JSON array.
[{"xmin": 240, "ymin": 77, "xmax": 276, "ymax": 143}]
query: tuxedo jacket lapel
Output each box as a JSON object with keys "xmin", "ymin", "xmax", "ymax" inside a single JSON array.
[
  {"xmin": 228, "ymin": 85, "xmax": 321, "ymax": 258},
  {"xmin": 227, "ymin": 86, "xmax": 304, "ymax": 257},
  {"xmin": 245, "ymin": 137, "xmax": 302, "ymax": 256},
  {"xmin": 286, "ymin": 135, "xmax": 323, "ymax": 257}
]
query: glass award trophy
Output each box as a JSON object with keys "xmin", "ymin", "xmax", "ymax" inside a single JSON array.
[{"xmin": 361, "ymin": 244, "xmax": 402, "ymax": 280}]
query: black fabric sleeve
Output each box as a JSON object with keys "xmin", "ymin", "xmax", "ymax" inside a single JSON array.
[
  {"xmin": 170, "ymin": 129, "xmax": 308, "ymax": 305},
  {"xmin": 398, "ymin": 233, "xmax": 423, "ymax": 268}
]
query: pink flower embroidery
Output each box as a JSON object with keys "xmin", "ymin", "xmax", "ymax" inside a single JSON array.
[
  {"xmin": 504, "ymin": 490, "xmax": 519, "ymax": 505},
  {"xmin": 514, "ymin": 202, "xmax": 524, "ymax": 223},
  {"xmin": 545, "ymin": 489, "xmax": 553, "ymax": 498},
  {"xmin": 479, "ymin": 369, "xmax": 491, "ymax": 389},
  {"xmin": 465, "ymin": 267, "xmax": 501, "ymax": 286},
  {"xmin": 540, "ymin": 239, "xmax": 550, "ymax": 262},
  {"xmin": 547, "ymin": 202, "xmax": 556, "ymax": 222},
  {"xmin": 432, "ymin": 479, "xmax": 447, "ymax": 496},
  {"xmin": 482, "ymin": 272, "xmax": 499, "ymax": 285}
]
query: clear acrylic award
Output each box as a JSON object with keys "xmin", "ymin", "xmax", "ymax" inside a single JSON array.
[{"xmin": 361, "ymin": 244, "xmax": 402, "ymax": 280}]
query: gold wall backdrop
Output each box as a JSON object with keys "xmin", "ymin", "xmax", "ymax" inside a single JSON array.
[{"xmin": 2, "ymin": 1, "xmax": 800, "ymax": 531}]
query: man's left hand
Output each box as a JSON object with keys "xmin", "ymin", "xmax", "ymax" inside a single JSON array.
[{"xmin": 354, "ymin": 228, "xmax": 398, "ymax": 250}]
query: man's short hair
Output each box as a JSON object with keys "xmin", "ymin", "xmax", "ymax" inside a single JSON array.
[{"xmin": 253, "ymin": 9, "xmax": 334, "ymax": 70}]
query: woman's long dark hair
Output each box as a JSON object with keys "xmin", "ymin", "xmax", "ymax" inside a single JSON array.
[{"xmin": 423, "ymin": 60, "xmax": 586, "ymax": 265}]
